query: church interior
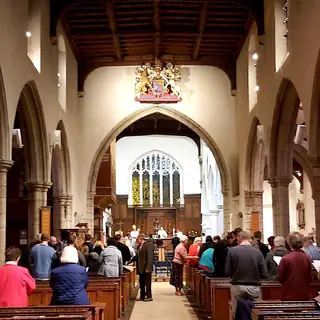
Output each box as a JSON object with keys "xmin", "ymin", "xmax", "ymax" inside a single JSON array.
[{"xmin": 1, "ymin": 0, "xmax": 320, "ymax": 319}]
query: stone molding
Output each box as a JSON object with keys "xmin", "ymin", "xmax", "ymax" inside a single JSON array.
[
  {"xmin": 244, "ymin": 190, "xmax": 263, "ymax": 198},
  {"xmin": 268, "ymin": 177, "xmax": 292, "ymax": 188},
  {"xmin": 0, "ymin": 159, "xmax": 13, "ymax": 171},
  {"xmin": 25, "ymin": 181, "xmax": 52, "ymax": 192}
]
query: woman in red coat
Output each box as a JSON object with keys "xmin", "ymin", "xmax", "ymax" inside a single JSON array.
[
  {"xmin": 278, "ymin": 233, "xmax": 312, "ymax": 301},
  {"xmin": 0, "ymin": 247, "xmax": 36, "ymax": 307}
]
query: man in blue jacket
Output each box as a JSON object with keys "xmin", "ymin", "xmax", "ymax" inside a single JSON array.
[{"xmin": 30, "ymin": 233, "xmax": 57, "ymax": 280}]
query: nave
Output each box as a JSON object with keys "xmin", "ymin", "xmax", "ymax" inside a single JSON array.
[{"xmin": 129, "ymin": 283, "xmax": 198, "ymax": 320}]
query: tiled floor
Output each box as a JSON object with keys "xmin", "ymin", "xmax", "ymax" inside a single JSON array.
[{"xmin": 129, "ymin": 282, "xmax": 199, "ymax": 320}]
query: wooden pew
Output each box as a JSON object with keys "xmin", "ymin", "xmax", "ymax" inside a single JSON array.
[
  {"xmin": 252, "ymin": 310, "xmax": 320, "ymax": 320},
  {"xmin": 29, "ymin": 278, "xmax": 122, "ymax": 320},
  {"xmin": 210, "ymin": 279, "xmax": 320, "ymax": 320},
  {"xmin": 0, "ymin": 315, "xmax": 91, "ymax": 320},
  {"xmin": 0, "ymin": 304, "xmax": 105, "ymax": 320}
]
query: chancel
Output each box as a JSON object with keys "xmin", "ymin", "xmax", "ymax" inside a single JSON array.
[{"xmin": 1, "ymin": 0, "xmax": 320, "ymax": 319}]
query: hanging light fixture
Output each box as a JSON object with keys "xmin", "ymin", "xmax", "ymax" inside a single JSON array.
[{"xmin": 252, "ymin": 53, "xmax": 259, "ymax": 60}]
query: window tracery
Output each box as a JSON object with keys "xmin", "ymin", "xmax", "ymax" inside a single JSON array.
[{"xmin": 130, "ymin": 151, "xmax": 182, "ymax": 206}]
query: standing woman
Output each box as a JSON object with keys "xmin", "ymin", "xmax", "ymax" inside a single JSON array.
[{"xmin": 170, "ymin": 235, "xmax": 199, "ymax": 296}]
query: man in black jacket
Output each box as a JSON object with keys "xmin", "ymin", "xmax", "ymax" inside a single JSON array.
[
  {"xmin": 136, "ymin": 233, "xmax": 154, "ymax": 302},
  {"xmin": 114, "ymin": 235, "xmax": 131, "ymax": 265},
  {"xmin": 254, "ymin": 231, "xmax": 270, "ymax": 258}
]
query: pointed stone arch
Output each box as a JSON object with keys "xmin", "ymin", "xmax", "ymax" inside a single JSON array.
[
  {"xmin": 51, "ymin": 120, "xmax": 72, "ymax": 234},
  {"xmin": 244, "ymin": 116, "xmax": 265, "ymax": 232},
  {"xmin": 87, "ymin": 105, "xmax": 230, "ymax": 231},
  {"xmin": 16, "ymin": 81, "xmax": 51, "ymax": 243},
  {"xmin": 17, "ymin": 81, "xmax": 50, "ymax": 183},
  {"xmin": 0, "ymin": 66, "xmax": 10, "ymax": 160},
  {"xmin": 269, "ymin": 78, "xmax": 301, "ymax": 236}
]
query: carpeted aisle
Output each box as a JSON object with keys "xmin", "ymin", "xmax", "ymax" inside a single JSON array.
[{"xmin": 129, "ymin": 282, "xmax": 199, "ymax": 320}]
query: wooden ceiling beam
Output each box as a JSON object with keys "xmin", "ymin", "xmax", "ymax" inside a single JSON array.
[
  {"xmin": 193, "ymin": 1, "xmax": 208, "ymax": 60},
  {"xmin": 105, "ymin": 2, "xmax": 122, "ymax": 60},
  {"xmin": 154, "ymin": 0, "xmax": 161, "ymax": 58}
]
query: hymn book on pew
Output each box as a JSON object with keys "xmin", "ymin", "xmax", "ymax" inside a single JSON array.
[{"xmin": 313, "ymin": 260, "xmax": 320, "ymax": 273}]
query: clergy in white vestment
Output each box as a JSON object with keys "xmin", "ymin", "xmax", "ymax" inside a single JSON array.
[
  {"xmin": 158, "ymin": 227, "xmax": 168, "ymax": 239},
  {"xmin": 130, "ymin": 225, "xmax": 139, "ymax": 247}
]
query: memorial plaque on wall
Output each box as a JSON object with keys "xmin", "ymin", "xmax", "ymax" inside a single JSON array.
[
  {"xmin": 251, "ymin": 211, "xmax": 260, "ymax": 233},
  {"xmin": 41, "ymin": 206, "xmax": 51, "ymax": 235}
]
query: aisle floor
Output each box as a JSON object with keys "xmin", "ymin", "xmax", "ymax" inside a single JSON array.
[{"xmin": 129, "ymin": 282, "xmax": 199, "ymax": 320}]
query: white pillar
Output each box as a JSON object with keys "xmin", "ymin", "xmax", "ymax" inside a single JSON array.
[
  {"xmin": 150, "ymin": 172, "xmax": 153, "ymax": 206},
  {"xmin": 26, "ymin": 181, "xmax": 52, "ymax": 245},
  {"xmin": 160, "ymin": 174, "xmax": 163, "ymax": 206},
  {"xmin": 222, "ymin": 189, "xmax": 231, "ymax": 232},
  {"xmin": 139, "ymin": 172, "xmax": 143, "ymax": 205},
  {"xmin": 170, "ymin": 172, "xmax": 173, "ymax": 206},
  {"xmin": 66, "ymin": 194, "xmax": 73, "ymax": 228},
  {"xmin": 0, "ymin": 160, "xmax": 12, "ymax": 265},
  {"xmin": 86, "ymin": 192, "xmax": 95, "ymax": 234}
]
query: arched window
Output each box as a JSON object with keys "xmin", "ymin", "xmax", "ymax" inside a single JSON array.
[
  {"xmin": 57, "ymin": 35, "xmax": 67, "ymax": 110},
  {"xmin": 275, "ymin": 0, "xmax": 289, "ymax": 71},
  {"xmin": 130, "ymin": 151, "xmax": 182, "ymax": 207},
  {"xmin": 27, "ymin": 0, "xmax": 41, "ymax": 72}
]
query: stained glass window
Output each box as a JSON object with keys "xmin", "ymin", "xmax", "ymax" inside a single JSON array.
[{"xmin": 131, "ymin": 151, "xmax": 182, "ymax": 206}]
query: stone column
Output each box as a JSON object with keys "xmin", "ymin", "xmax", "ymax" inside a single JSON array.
[
  {"xmin": 222, "ymin": 190, "xmax": 231, "ymax": 232},
  {"xmin": 87, "ymin": 192, "xmax": 95, "ymax": 234},
  {"xmin": 53, "ymin": 194, "xmax": 68, "ymax": 237},
  {"xmin": 244, "ymin": 190, "xmax": 263, "ymax": 232},
  {"xmin": 26, "ymin": 181, "xmax": 52, "ymax": 244},
  {"xmin": 66, "ymin": 194, "xmax": 73, "ymax": 228},
  {"xmin": 0, "ymin": 160, "xmax": 13, "ymax": 265},
  {"xmin": 310, "ymin": 165, "xmax": 320, "ymax": 244},
  {"xmin": 269, "ymin": 178, "xmax": 291, "ymax": 236}
]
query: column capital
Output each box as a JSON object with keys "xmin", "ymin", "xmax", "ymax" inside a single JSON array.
[
  {"xmin": 268, "ymin": 177, "xmax": 292, "ymax": 188},
  {"xmin": 221, "ymin": 189, "xmax": 230, "ymax": 197},
  {"xmin": 53, "ymin": 194, "xmax": 68, "ymax": 201},
  {"xmin": 0, "ymin": 159, "xmax": 13, "ymax": 172},
  {"xmin": 245, "ymin": 190, "xmax": 263, "ymax": 198},
  {"xmin": 25, "ymin": 181, "xmax": 52, "ymax": 192}
]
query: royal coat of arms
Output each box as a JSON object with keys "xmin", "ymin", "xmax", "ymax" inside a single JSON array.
[{"xmin": 135, "ymin": 58, "xmax": 182, "ymax": 103}]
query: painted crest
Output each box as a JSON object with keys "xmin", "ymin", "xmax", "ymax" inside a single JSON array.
[{"xmin": 135, "ymin": 58, "xmax": 182, "ymax": 103}]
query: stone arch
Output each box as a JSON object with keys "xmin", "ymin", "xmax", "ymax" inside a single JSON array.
[
  {"xmin": 51, "ymin": 120, "xmax": 72, "ymax": 233},
  {"xmin": 268, "ymin": 78, "xmax": 301, "ymax": 236},
  {"xmin": 245, "ymin": 116, "xmax": 265, "ymax": 191},
  {"xmin": 17, "ymin": 81, "xmax": 50, "ymax": 182},
  {"xmin": 310, "ymin": 50, "xmax": 320, "ymax": 161},
  {"xmin": 88, "ymin": 106, "xmax": 229, "ymax": 196},
  {"xmin": 269, "ymin": 79, "xmax": 301, "ymax": 180},
  {"xmin": 0, "ymin": 66, "xmax": 10, "ymax": 160}
]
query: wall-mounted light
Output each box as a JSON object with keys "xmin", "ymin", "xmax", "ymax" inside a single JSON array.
[
  {"xmin": 57, "ymin": 83, "xmax": 61, "ymax": 87},
  {"xmin": 57, "ymin": 73, "xmax": 61, "ymax": 77},
  {"xmin": 252, "ymin": 53, "xmax": 259, "ymax": 60},
  {"xmin": 254, "ymin": 85, "xmax": 260, "ymax": 92},
  {"xmin": 26, "ymin": 31, "xmax": 32, "ymax": 38}
]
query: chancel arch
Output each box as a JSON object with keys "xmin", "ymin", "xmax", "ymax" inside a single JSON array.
[
  {"xmin": 51, "ymin": 120, "xmax": 72, "ymax": 236},
  {"xmin": 87, "ymin": 106, "xmax": 230, "ymax": 234},
  {"xmin": 244, "ymin": 116, "xmax": 266, "ymax": 234}
]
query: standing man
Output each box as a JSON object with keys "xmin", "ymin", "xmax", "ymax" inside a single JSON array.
[
  {"xmin": 83, "ymin": 234, "xmax": 94, "ymax": 253},
  {"xmin": 136, "ymin": 233, "xmax": 153, "ymax": 302},
  {"xmin": 225, "ymin": 231, "xmax": 268, "ymax": 318},
  {"xmin": 30, "ymin": 233, "xmax": 57, "ymax": 280}
]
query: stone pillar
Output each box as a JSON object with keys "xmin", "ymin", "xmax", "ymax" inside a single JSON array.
[
  {"xmin": 66, "ymin": 194, "xmax": 73, "ymax": 228},
  {"xmin": 310, "ymin": 165, "xmax": 320, "ymax": 244},
  {"xmin": 222, "ymin": 190, "xmax": 231, "ymax": 232},
  {"xmin": 87, "ymin": 192, "xmax": 95, "ymax": 234},
  {"xmin": 244, "ymin": 190, "xmax": 263, "ymax": 232},
  {"xmin": 26, "ymin": 181, "xmax": 52, "ymax": 244},
  {"xmin": 269, "ymin": 178, "xmax": 291, "ymax": 236},
  {"xmin": 53, "ymin": 194, "xmax": 68, "ymax": 237},
  {"xmin": 0, "ymin": 160, "xmax": 13, "ymax": 265}
]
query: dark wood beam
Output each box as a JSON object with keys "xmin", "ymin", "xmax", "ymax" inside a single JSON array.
[
  {"xmin": 105, "ymin": 2, "xmax": 122, "ymax": 60},
  {"xmin": 154, "ymin": 0, "xmax": 161, "ymax": 58},
  {"xmin": 193, "ymin": 1, "xmax": 208, "ymax": 60}
]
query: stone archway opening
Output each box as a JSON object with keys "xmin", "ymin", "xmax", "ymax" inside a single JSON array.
[
  {"xmin": 6, "ymin": 81, "xmax": 50, "ymax": 255},
  {"xmin": 87, "ymin": 106, "xmax": 230, "ymax": 237},
  {"xmin": 50, "ymin": 120, "xmax": 72, "ymax": 238}
]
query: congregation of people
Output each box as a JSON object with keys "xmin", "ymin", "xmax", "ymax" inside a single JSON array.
[
  {"xmin": 179, "ymin": 228, "xmax": 320, "ymax": 319},
  {"xmin": 0, "ymin": 231, "xmax": 143, "ymax": 307}
]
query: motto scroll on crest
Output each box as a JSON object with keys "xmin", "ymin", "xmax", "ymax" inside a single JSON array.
[{"xmin": 135, "ymin": 58, "xmax": 182, "ymax": 103}]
